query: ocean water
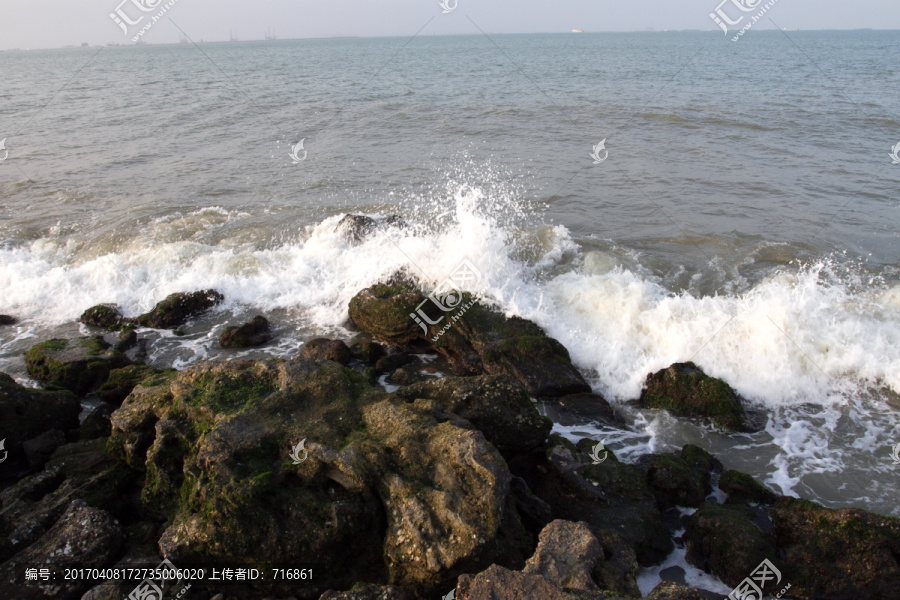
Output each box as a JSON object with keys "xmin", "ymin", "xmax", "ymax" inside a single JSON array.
[{"xmin": 1, "ymin": 30, "xmax": 899, "ymax": 531}]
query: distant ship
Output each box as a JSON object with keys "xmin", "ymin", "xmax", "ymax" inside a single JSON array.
[
  {"xmin": 571, "ymin": 29, "xmax": 584, "ymax": 33},
  {"xmin": 230, "ymin": 30, "xmax": 239, "ymax": 42},
  {"xmin": 265, "ymin": 28, "xmax": 277, "ymax": 41}
]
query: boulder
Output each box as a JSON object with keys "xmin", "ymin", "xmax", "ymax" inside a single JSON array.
[
  {"xmin": 394, "ymin": 375, "xmax": 552, "ymax": 460},
  {"xmin": 375, "ymin": 351, "xmax": 415, "ymax": 373},
  {"xmin": 300, "ymin": 338, "xmax": 352, "ymax": 364},
  {"xmin": 683, "ymin": 504, "xmax": 776, "ymax": 588},
  {"xmin": 770, "ymin": 497, "xmax": 900, "ymax": 600},
  {"xmin": 134, "ymin": 289, "xmax": 223, "ymax": 329},
  {"xmin": 719, "ymin": 470, "xmax": 779, "ymax": 505},
  {"xmin": 114, "ymin": 325, "xmax": 138, "ymax": 352},
  {"xmin": 523, "ymin": 520, "xmax": 601, "ymax": 592},
  {"xmin": 646, "ymin": 581, "xmax": 708, "ymax": 600},
  {"xmin": 218, "ymin": 315, "xmax": 272, "ymax": 348},
  {"xmin": 455, "ymin": 564, "xmax": 629, "ymax": 600},
  {"xmin": 678, "ymin": 445, "xmax": 722, "ymax": 497},
  {"xmin": 0, "ymin": 500, "xmax": 124, "ymax": 600},
  {"xmin": 511, "ymin": 435, "xmax": 672, "ymax": 566},
  {"xmin": 319, "ymin": 584, "xmax": 416, "ymax": 600},
  {"xmin": 0, "ymin": 373, "xmax": 80, "ymax": 466},
  {"xmin": 480, "ymin": 336, "xmax": 591, "ymax": 398},
  {"xmin": 0, "ymin": 314, "xmax": 17, "ymax": 325},
  {"xmin": 349, "ymin": 283, "xmax": 426, "ymax": 346},
  {"xmin": 645, "ymin": 454, "xmax": 707, "ymax": 509},
  {"xmin": 639, "ymin": 362, "xmax": 745, "ymax": 431},
  {"xmin": 78, "ymin": 304, "xmax": 124, "ymax": 329},
  {"xmin": 335, "ymin": 214, "xmax": 406, "ymax": 243},
  {"xmin": 96, "ymin": 365, "xmax": 171, "ymax": 406},
  {"xmin": 23, "ymin": 429, "xmax": 67, "ymax": 471},
  {"xmin": 352, "ymin": 341, "xmax": 386, "ymax": 366},
  {"xmin": 25, "ymin": 336, "xmax": 130, "ymax": 395},
  {"xmin": 80, "ymin": 404, "xmax": 115, "ymax": 441}
]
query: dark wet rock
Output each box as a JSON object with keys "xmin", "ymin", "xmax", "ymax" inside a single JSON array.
[
  {"xmin": 319, "ymin": 584, "xmax": 416, "ymax": 600},
  {"xmin": 0, "ymin": 314, "xmax": 18, "ymax": 326},
  {"xmin": 646, "ymin": 454, "xmax": 707, "ymax": 509},
  {"xmin": 646, "ymin": 581, "xmax": 708, "ymax": 600},
  {"xmin": 523, "ymin": 520, "xmax": 601, "ymax": 592},
  {"xmin": 455, "ymin": 563, "xmax": 629, "ymax": 600},
  {"xmin": 0, "ymin": 500, "xmax": 124, "ymax": 600},
  {"xmin": 301, "ymin": 337, "xmax": 352, "ymax": 364},
  {"xmin": 720, "ymin": 470, "xmax": 779, "ymax": 505},
  {"xmin": 374, "ymin": 351, "xmax": 415, "ymax": 373},
  {"xmin": 219, "ymin": 315, "xmax": 272, "ymax": 348},
  {"xmin": 679, "ymin": 445, "xmax": 722, "ymax": 497},
  {"xmin": 113, "ymin": 325, "xmax": 138, "ymax": 352},
  {"xmin": 25, "ymin": 336, "xmax": 131, "ymax": 395},
  {"xmin": 23, "ymin": 429, "xmax": 67, "ymax": 471},
  {"xmin": 134, "ymin": 289, "xmax": 224, "ymax": 329},
  {"xmin": 639, "ymin": 362, "xmax": 745, "ymax": 431},
  {"xmin": 351, "ymin": 340, "xmax": 386, "ymax": 366},
  {"xmin": 96, "ymin": 364, "xmax": 172, "ymax": 406},
  {"xmin": 335, "ymin": 214, "xmax": 407, "ymax": 244},
  {"xmin": 0, "ymin": 373, "xmax": 80, "ymax": 466},
  {"xmin": 770, "ymin": 497, "xmax": 900, "ymax": 600},
  {"xmin": 394, "ymin": 375, "xmax": 552, "ymax": 460},
  {"xmin": 512, "ymin": 435, "xmax": 672, "ymax": 567},
  {"xmin": 386, "ymin": 366, "xmax": 420, "ymax": 386},
  {"xmin": 593, "ymin": 529, "xmax": 640, "ymax": 597},
  {"xmin": 683, "ymin": 504, "xmax": 776, "ymax": 588},
  {"xmin": 555, "ymin": 392, "xmax": 620, "ymax": 425},
  {"xmin": 349, "ymin": 283, "xmax": 589, "ymax": 397},
  {"xmin": 80, "ymin": 404, "xmax": 114, "ymax": 441},
  {"xmin": 79, "ymin": 304, "xmax": 124, "ymax": 329}
]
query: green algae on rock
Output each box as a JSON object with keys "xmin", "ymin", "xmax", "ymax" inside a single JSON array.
[
  {"xmin": 25, "ymin": 336, "xmax": 131, "ymax": 395},
  {"xmin": 639, "ymin": 362, "xmax": 745, "ymax": 431},
  {"xmin": 135, "ymin": 289, "xmax": 224, "ymax": 329}
]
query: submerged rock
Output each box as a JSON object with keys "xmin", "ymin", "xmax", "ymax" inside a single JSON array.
[
  {"xmin": 25, "ymin": 336, "xmax": 131, "ymax": 395},
  {"xmin": 639, "ymin": 362, "xmax": 745, "ymax": 431},
  {"xmin": 134, "ymin": 289, "xmax": 223, "ymax": 329},
  {"xmin": 79, "ymin": 304, "xmax": 125, "ymax": 329},
  {"xmin": 300, "ymin": 337, "xmax": 352, "ymax": 364},
  {"xmin": 218, "ymin": 315, "xmax": 272, "ymax": 348}
]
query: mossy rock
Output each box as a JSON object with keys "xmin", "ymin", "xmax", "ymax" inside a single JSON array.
[
  {"xmin": 639, "ymin": 362, "xmax": 745, "ymax": 431},
  {"xmin": 300, "ymin": 337, "xmax": 352, "ymax": 364},
  {"xmin": 348, "ymin": 283, "xmax": 425, "ymax": 345},
  {"xmin": 679, "ymin": 445, "xmax": 722, "ymax": 497},
  {"xmin": 646, "ymin": 454, "xmax": 707, "ymax": 509},
  {"xmin": 96, "ymin": 364, "xmax": 173, "ymax": 406},
  {"xmin": 25, "ymin": 336, "xmax": 131, "ymax": 395},
  {"xmin": 683, "ymin": 504, "xmax": 777, "ymax": 588},
  {"xmin": 79, "ymin": 304, "xmax": 124, "ymax": 329},
  {"xmin": 720, "ymin": 470, "xmax": 778, "ymax": 505},
  {"xmin": 218, "ymin": 315, "xmax": 271, "ymax": 348},
  {"xmin": 481, "ymin": 336, "xmax": 590, "ymax": 397},
  {"xmin": 0, "ymin": 373, "xmax": 80, "ymax": 464},
  {"xmin": 135, "ymin": 289, "xmax": 223, "ymax": 329},
  {"xmin": 770, "ymin": 497, "xmax": 900, "ymax": 600}
]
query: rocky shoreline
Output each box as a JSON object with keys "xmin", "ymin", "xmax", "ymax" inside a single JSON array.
[{"xmin": 1, "ymin": 260, "xmax": 899, "ymax": 599}]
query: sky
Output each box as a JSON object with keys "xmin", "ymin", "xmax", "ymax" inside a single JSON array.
[{"xmin": 0, "ymin": 0, "xmax": 899, "ymax": 50}]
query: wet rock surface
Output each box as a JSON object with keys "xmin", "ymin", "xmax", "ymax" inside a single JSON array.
[
  {"xmin": 639, "ymin": 362, "xmax": 745, "ymax": 431},
  {"xmin": 25, "ymin": 336, "xmax": 131, "ymax": 395},
  {"xmin": 219, "ymin": 315, "xmax": 272, "ymax": 349},
  {"xmin": 134, "ymin": 289, "xmax": 224, "ymax": 329},
  {"xmin": 300, "ymin": 337, "xmax": 352, "ymax": 364}
]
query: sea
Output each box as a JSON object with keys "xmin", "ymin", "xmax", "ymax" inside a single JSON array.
[{"xmin": 1, "ymin": 30, "xmax": 899, "ymax": 593}]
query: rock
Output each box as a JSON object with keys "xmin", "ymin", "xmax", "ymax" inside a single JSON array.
[
  {"xmin": 679, "ymin": 445, "xmax": 722, "ymax": 497},
  {"xmin": 0, "ymin": 500, "xmax": 124, "ymax": 600},
  {"xmin": 770, "ymin": 497, "xmax": 900, "ymax": 600},
  {"xmin": 96, "ymin": 364, "xmax": 171, "ymax": 406},
  {"xmin": 218, "ymin": 315, "xmax": 272, "ymax": 348},
  {"xmin": 455, "ymin": 564, "xmax": 627, "ymax": 600},
  {"xmin": 555, "ymin": 392, "xmax": 620, "ymax": 425},
  {"xmin": 23, "ymin": 429, "xmax": 67, "ymax": 470},
  {"xmin": 114, "ymin": 325, "xmax": 138, "ymax": 352},
  {"xmin": 683, "ymin": 504, "xmax": 776, "ymax": 588},
  {"xmin": 134, "ymin": 289, "xmax": 224, "ymax": 329},
  {"xmin": 25, "ymin": 336, "xmax": 131, "ymax": 395},
  {"xmin": 0, "ymin": 314, "xmax": 18, "ymax": 326},
  {"xmin": 646, "ymin": 454, "xmax": 707, "ymax": 509},
  {"xmin": 719, "ymin": 470, "xmax": 779, "ymax": 505},
  {"xmin": 349, "ymin": 283, "xmax": 590, "ymax": 396},
  {"xmin": 300, "ymin": 338, "xmax": 352, "ymax": 365},
  {"xmin": 512, "ymin": 435, "xmax": 672, "ymax": 566},
  {"xmin": 335, "ymin": 214, "xmax": 377, "ymax": 242},
  {"xmin": 0, "ymin": 373, "xmax": 80, "ymax": 467},
  {"xmin": 593, "ymin": 529, "xmax": 640, "ymax": 597},
  {"xmin": 394, "ymin": 375, "xmax": 552, "ymax": 460},
  {"xmin": 352, "ymin": 341, "xmax": 386, "ymax": 366},
  {"xmin": 646, "ymin": 581, "xmax": 708, "ymax": 600},
  {"xmin": 80, "ymin": 404, "xmax": 114, "ymax": 441},
  {"xmin": 78, "ymin": 304, "xmax": 124, "ymax": 329},
  {"xmin": 386, "ymin": 366, "xmax": 419, "ymax": 386},
  {"xmin": 375, "ymin": 352, "xmax": 415, "ymax": 373},
  {"xmin": 639, "ymin": 362, "xmax": 745, "ymax": 431},
  {"xmin": 523, "ymin": 520, "xmax": 601, "ymax": 592},
  {"xmin": 319, "ymin": 584, "xmax": 416, "ymax": 600}
]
